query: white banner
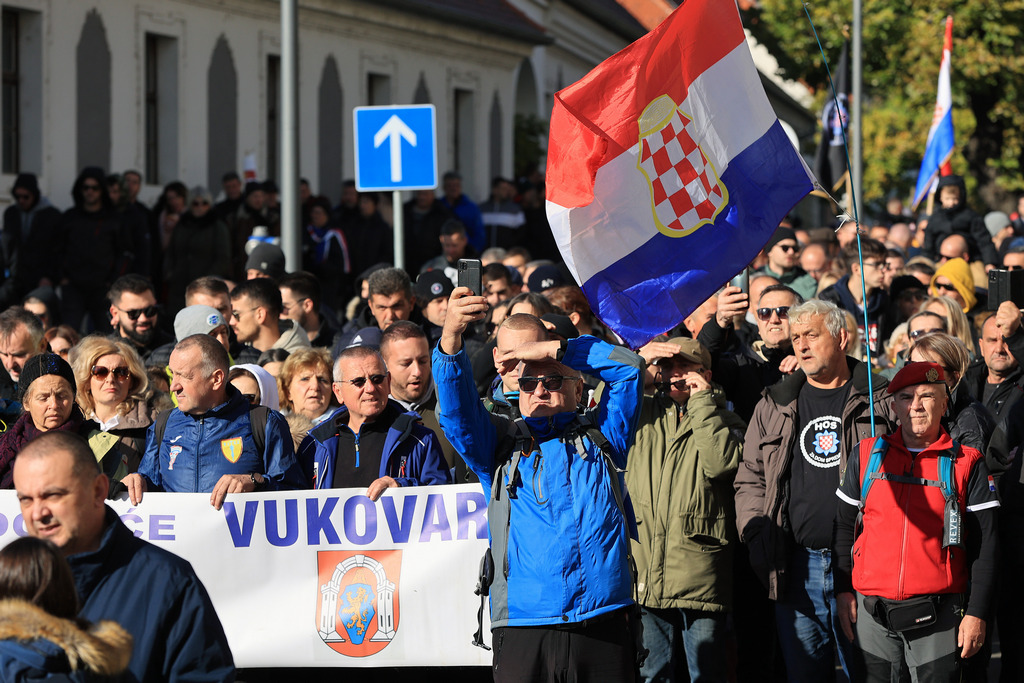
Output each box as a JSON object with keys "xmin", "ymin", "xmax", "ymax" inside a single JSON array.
[{"xmin": 0, "ymin": 486, "xmax": 494, "ymax": 668}]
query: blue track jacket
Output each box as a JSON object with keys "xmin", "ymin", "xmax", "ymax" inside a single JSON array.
[
  {"xmin": 138, "ymin": 388, "xmax": 306, "ymax": 492},
  {"xmin": 299, "ymin": 400, "xmax": 451, "ymax": 489},
  {"xmin": 433, "ymin": 335, "xmax": 644, "ymax": 628}
]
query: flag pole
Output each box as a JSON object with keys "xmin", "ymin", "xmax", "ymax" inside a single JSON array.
[{"xmin": 803, "ymin": 4, "xmax": 875, "ymax": 438}]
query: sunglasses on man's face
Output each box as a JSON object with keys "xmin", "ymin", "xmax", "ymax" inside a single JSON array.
[
  {"xmin": 119, "ymin": 305, "xmax": 159, "ymax": 321},
  {"xmin": 91, "ymin": 366, "xmax": 131, "ymax": 381},
  {"xmin": 518, "ymin": 376, "xmax": 578, "ymax": 393},
  {"xmin": 934, "ymin": 282, "xmax": 958, "ymax": 293},
  {"xmin": 756, "ymin": 306, "xmax": 790, "ymax": 322},
  {"xmin": 81, "ymin": 183, "xmax": 101, "ymax": 192},
  {"xmin": 338, "ymin": 373, "xmax": 388, "ymax": 389}
]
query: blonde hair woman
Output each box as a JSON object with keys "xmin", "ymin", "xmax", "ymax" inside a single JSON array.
[
  {"xmin": 277, "ymin": 348, "xmax": 337, "ymax": 426},
  {"xmin": 71, "ymin": 336, "xmax": 154, "ymax": 490},
  {"xmin": 919, "ymin": 296, "xmax": 977, "ymax": 358}
]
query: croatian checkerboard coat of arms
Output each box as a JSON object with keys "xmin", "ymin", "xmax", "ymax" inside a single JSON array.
[{"xmin": 637, "ymin": 94, "xmax": 728, "ymax": 238}]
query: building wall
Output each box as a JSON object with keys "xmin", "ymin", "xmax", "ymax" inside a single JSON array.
[{"xmin": 0, "ymin": 0, "xmax": 631, "ymax": 210}]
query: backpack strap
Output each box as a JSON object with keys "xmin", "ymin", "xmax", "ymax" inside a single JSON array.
[
  {"xmin": 249, "ymin": 405, "xmax": 269, "ymax": 459},
  {"xmin": 858, "ymin": 435, "xmax": 963, "ymax": 548},
  {"xmin": 859, "ymin": 436, "xmax": 889, "ymax": 511},
  {"xmin": 153, "ymin": 408, "xmax": 171, "ymax": 445}
]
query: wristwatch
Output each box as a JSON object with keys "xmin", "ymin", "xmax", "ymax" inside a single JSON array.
[{"xmin": 249, "ymin": 472, "xmax": 265, "ymax": 488}]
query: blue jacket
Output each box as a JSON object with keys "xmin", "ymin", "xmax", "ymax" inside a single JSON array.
[
  {"xmin": 69, "ymin": 508, "xmax": 235, "ymax": 682},
  {"xmin": 300, "ymin": 400, "xmax": 451, "ymax": 489},
  {"xmin": 138, "ymin": 388, "xmax": 306, "ymax": 493},
  {"xmin": 433, "ymin": 335, "xmax": 644, "ymax": 628}
]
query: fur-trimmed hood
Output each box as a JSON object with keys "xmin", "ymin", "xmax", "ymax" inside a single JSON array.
[{"xmin": 0, "ymin": 599, "xmax": 132, "ymax": 676}]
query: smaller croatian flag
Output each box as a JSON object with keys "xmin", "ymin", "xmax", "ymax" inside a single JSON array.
[
  {"xmin": 912, "ymin": 16, "xmax": 955, "ymax": 210},
  {"xmin": 546, "ymin": 0, "xmax": 813, "ymax": 349}
]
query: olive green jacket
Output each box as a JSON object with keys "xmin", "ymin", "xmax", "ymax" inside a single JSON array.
[{"xmin": 625, "ymin": 388, "xmax": 746, "ymax": 612}]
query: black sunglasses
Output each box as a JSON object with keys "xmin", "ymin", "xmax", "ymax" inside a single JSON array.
[
  {"xmin": 338, "ymin": 373, "xmax": 388, "ymax": 388},
  {"xmin": 756, "ymin": 306, "xmax": 790, "ymax": 321},
  {"xmin": 91, "ymin": 365, "xmax": 131, "ymax": 381},
  {"xmin": 118, "ymin": 305, "xmax": 159, "ymax": 321},
  {"xmin": 518, "ymin": 376, "xmax": 579, "ymax": 393},
  {"xmin": 241, "ymin": 393, "xmax": 259, "ymax": 406},
  {"xmin": 776, "ymin": 243, "xmax": 799, "ymax": 253},
  {"xmin": 934, "ymin": 282, "xmax": 958, "ymax": 293}
]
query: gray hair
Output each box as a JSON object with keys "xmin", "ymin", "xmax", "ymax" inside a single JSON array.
[
  {"xmin": 788, "ymin": 299, "xmax": 846, "ymax": 339},
  {"xmin": 333, "ymin": 346, "xmax": 385, "ymax": 382},
  {"xmin": 0, "ymin": 307, "xmax": 44, "ymax": 349}
]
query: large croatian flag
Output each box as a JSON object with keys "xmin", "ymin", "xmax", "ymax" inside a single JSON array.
[
  {"xmin": 546, "ymin": 0, "xmax": 813, "ymax": 349},
  {"xmin": 912, "ymin": 16, "xmax": 955, "ymax": 210}
]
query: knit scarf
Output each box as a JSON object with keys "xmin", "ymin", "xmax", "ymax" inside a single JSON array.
[{"xmin": 0, "ymin": 407, "xmax": 87, "ymax": 488}]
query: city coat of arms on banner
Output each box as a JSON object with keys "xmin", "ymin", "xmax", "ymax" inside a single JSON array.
[{"xmin": 315, "ymin": 550, "xmax": 402, "ymax": 657}]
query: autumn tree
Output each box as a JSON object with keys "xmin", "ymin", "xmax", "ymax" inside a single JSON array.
[{"xmin": 744, "ymin": 1, "xmax": 1024, "ymax": 212}]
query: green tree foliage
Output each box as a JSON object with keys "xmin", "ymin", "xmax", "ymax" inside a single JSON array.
[{"xmin": 744, "ymin": 2, "xmax": 1024, "ymax": 211}]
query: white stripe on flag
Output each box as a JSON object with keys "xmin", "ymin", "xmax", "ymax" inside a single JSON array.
[{"xmin": 548, "ymin": 41, "xmax": 781, "ymax": 287}]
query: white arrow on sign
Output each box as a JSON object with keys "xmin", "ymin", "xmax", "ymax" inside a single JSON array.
[{"xmin": 373, "ymin": 115, "xmax": 418, "ymax": 183}]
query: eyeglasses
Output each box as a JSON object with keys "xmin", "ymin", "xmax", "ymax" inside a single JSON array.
[
  {"xmin": 934, "ymin": 282, "xmax": 958, "ymax": 293},
  {"xmin": 756, "ymin": 306, "xmax": 790, "ymax": 321},
  {"xmin": 191, "ymin": 200, "xmax": 210, "ymax": 207},
  {"xmin": 81, "ymin": 183, "xmax": 101, "ymax": 192},
  {"xmin": 282, "ymin": 297, "xmax": 308, "ymax": 312},
  {"xmin": 863, "ymin": 261, "xmax": 890, "ymax": 271},
  {"xmin": 241, "ymin": 393, "xmax": 259, "ymax": 406},
  {"xmin": 337, "ymin": 373, "xmax": 388, "ymax": 388},
  {"xmin": 117, "ymin": 305, "xmax": 159, "ymax": 321},
  {"xmin": 518, "ymin": 376, "xmax": 579, "ymax": 393},
  {"xmin": 231, "ymin": 307, "xmax": 260, "ymax": 320},
  {"xmin": 776, "ymin": 243, "xmax": 799, "ymax": 253},
  {"xmin": 909, "ymin": 328, "xmax": 944, "ymax": 340},
  {"xmin": 91, "ymin": 365, "xmax": 131, "ymax": 381}
]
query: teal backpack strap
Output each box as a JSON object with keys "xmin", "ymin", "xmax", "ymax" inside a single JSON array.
[
  {"xmin": 941, "ymin": 440, "xmax": 962, "ymax": 549},
  {"xmin": 860, "ymin": 436, "xmax": 889, "ymax": 511}
]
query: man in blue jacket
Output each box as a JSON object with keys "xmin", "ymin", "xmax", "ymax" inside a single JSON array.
[
  {"xmin": 124, "ymin": 334, "xmax": 305, "ymax": 509},
  {"xmin": 13, "ymin": 431, "xmax": 234, "ymax": 682},
  {"xmin": 434, "ymin": 287, "xmax": 644, "ymax": 682},
  {"xmin": 300, "ymin": 345, "xmax": 450, "ymax": 496}
]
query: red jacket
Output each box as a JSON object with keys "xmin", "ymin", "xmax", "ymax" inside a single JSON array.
[{"xmin": 846, "ymin": 429, "xmax": 984, "ymax": 600}]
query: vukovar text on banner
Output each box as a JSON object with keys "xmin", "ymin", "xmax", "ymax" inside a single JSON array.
[
  {"xmin": 0, "ymin": 487, "xmax": 493, "ymax": 668},
  {"xmin": 545, "ymin": 0, "xmax": 814, "ymax": 349}
]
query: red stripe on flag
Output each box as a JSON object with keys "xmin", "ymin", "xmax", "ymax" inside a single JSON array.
[{"xmin": 547, "ymin": 0, "xmax": 745, "ymax": 209}]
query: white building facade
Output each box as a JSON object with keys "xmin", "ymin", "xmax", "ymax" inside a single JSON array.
[{"xmin": 0, "ymin": 0, "xmax": 644, "ymax": 208}]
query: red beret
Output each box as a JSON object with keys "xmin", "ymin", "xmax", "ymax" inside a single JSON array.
[{"xmin": 887, "ymin": 361, "xmax": 946, "ymax": 395}]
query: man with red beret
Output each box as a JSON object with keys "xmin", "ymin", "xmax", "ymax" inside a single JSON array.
[{"xmin": 833, "ymin": 361, "xmax": 999, "ymax": 682}]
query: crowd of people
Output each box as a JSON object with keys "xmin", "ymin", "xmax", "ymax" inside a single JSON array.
[{"xmin": 0, "ymin": 163, "xmax": 1020, "ymax": 682}]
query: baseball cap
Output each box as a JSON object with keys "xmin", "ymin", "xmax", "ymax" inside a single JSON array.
[{"xmin": 665, "ymin": 337, "xmax": 711, "ymax": 370}]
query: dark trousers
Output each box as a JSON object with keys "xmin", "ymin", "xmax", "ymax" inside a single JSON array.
[{"xmin": 493, "ymin": 609, "xmax": 637, "ymax": 683}]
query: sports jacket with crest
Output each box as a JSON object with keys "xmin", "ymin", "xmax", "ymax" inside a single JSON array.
[
  {"xmin": 434, "ymin": 335, "xmax": 644, "ymax": 628},
  {"xmin": 138, "ymin": 387, "xmax": 306, "ymax": 493},
  {"xmin": 299, "ymin": 400, "xmax": 451, "ymax": 489}
]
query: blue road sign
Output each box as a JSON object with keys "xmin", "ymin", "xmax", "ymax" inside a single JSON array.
[{"xmin": 353, "ymin": 104, "xmax": 437, "ymax": 192}]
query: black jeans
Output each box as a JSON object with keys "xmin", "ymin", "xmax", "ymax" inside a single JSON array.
[{"xmin": 492, "ymin": 609, "xmax": 637, "ymax": 683}]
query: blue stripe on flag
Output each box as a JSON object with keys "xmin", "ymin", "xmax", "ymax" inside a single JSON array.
[
  {"xmin": 913, "ymin": 108, "xmax": 955, "ymax": 208},
  {"xmin": 581, "ymin": 120, "xmax": 812, "ymax": 349}
]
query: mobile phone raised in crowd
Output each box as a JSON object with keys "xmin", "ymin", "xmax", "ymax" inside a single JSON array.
[
  {"xmin": 458, "ymin": 258, "xmax": 483, "ymax": 296},
  {"xmin": 729, "ymin": 267, "xmax": 749, "ymax": 294}
]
